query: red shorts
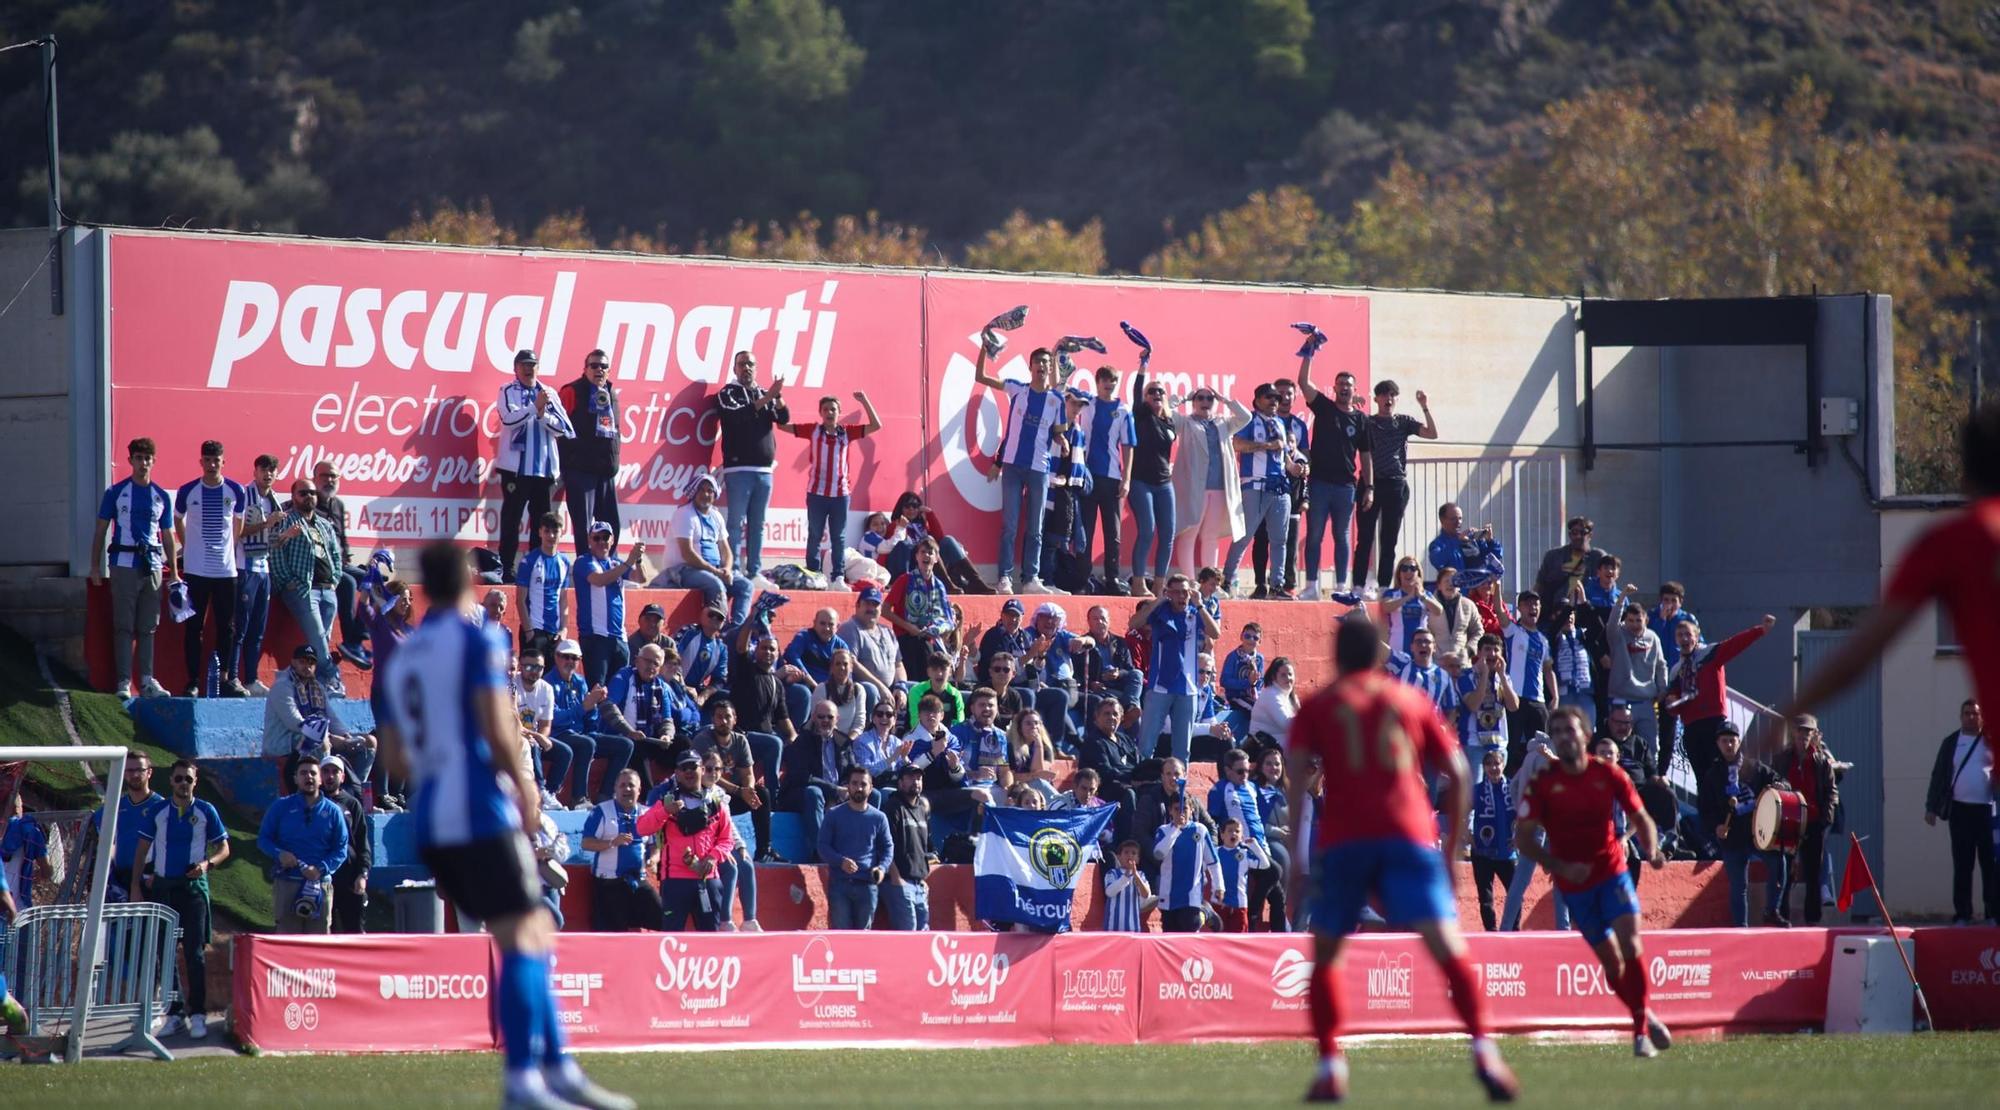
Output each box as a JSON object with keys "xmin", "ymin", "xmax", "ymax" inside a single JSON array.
[{"xmin": 1218, "ymin": 906, "xmax": 1249, "ymax": 933}]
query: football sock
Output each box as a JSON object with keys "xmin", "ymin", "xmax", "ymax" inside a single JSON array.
[
  {"xmin": 498, "ymin": 949, "xmax": 545, "ymax": 1074},
  {"xmin": 1615, "ymin": 958, "xmax": 1650, "ymax": 1035},
  {"xmin": 537, "ymin": 954, "xmax": 570, "ymax": 1066},
  {"xmin": 1308, "ymin": 957, "xmax": 1343, "ymax": 1059},
  {"xmin": 1439, "ymin": 952, "xmax": 1489, "ymax": 1038}
]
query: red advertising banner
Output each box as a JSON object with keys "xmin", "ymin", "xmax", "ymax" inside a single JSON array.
[
  {"xmin": 1132, "ymin": 928, "xmax": 1847, "ymax": 1042},
  {"xmin": 103, "ymin": 232, "xmax": 1370, "ymax": 560},
  {"xmin": 232, "ymin": 933, "xmax": 498, "ymax": 1053},
  {"xmin": 107, "ymin": 233, "xmax": 925, "ymax": 554},
  {"xmin": 1910, "ymin": 926, "xmax": 2000, "ymax": 1030},
  {"xmin": 232, "ymin": 927, "xmax": 1863, "ymax": 1055},
  {"xmin": 917, "ymin": 272, "xmax": 1369, "ymax": 532}
]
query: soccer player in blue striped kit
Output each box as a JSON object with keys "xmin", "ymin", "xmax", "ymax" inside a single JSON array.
[{"xmin": 380, "ymin": 541, "xmax": 630, "ymax": 1110}]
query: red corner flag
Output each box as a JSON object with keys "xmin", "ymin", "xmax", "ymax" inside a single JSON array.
[{"xmin": 1837, "ymin": 832, "xmax": 1876, "ymax": 912}]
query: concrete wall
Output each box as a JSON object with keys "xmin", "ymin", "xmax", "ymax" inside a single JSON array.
[
  {"xmin": 1876, "ymin": 505, "xmax": 1973, "ymax": 918},
  {"xmin": 0, "ymin": 227, "xmax": 76, "ymax": 567}
]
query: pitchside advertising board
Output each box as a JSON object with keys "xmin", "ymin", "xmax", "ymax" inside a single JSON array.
[
  {"xmin": 234, "ymin": 928, "xmax": 1880, "ymax": 1053},
  {"xmin": 103, "ymin": 232, "xmax": 1368, "ymax": 556}
]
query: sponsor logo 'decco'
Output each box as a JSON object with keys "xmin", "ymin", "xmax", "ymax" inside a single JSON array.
[
  {"xmin": 1158, "ymin": 955, "xmax": 1233, "ymax": 1001},
  {"xmin": 379, "ymin": 973, "xmax": 489, "ymax": 1001}
]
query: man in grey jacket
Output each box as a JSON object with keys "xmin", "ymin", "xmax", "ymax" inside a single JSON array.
[
  {"xmin": 265, "ymin": 645, "xmax": 376, "ymax": 788},
  {"xmin": 1604, "ymin": 603, "xmax": 1670, "ymax": 752}
]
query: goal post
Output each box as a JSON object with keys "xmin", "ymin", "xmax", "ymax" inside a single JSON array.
[{"xmin": 0, "ymin": 745, "xmax": 130, "ymax": 1064}]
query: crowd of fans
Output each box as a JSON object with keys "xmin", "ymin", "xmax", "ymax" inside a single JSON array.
[{"xmin": 74, "ymin": 333, "xmax": 1874, "ymax": 947}]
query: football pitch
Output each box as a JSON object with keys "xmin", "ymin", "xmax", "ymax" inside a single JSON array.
[{"xmin": 10, "ymin": 1033, "xmax": 1997, "ymax": 1107}]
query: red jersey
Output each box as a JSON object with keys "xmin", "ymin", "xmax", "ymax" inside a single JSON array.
[
  {"xmin": 1519, "ymin": 758, "xmax": 1644, "ymax": 893},
  {"xmin": 1885, "ymin": 497, "xmax": 2000, "ymax": 786},
  {"xmin": 1292, "ymin": 672, "xmax": 1459, "ymax": 850},
  {"xmin": 789, "ymin": 422, "xmax": 872, "ymax": 498}
]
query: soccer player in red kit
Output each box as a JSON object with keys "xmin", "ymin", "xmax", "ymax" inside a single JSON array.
[
  {"xmin": 1514, "ymin": 706, "xmax": 1671, "ymax": 1058},
  {"xmin": 1788, "ymin": 402, "xmax": 2000, "ymax": 784},
  {"xmin": 1284, "ymin": 617, "xmax": 1518, "ymax": 1103}
]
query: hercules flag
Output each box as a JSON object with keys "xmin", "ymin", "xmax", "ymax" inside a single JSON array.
[{"xmin": 973, "ymin": 804, "xmax": 1117, "ymax": 932}]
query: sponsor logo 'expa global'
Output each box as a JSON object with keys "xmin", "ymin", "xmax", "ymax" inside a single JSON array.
[
  {"xmin": 1158, "ymin": 954, "xmax": 1233, "ymax": 1001},
  {"xmin": 378, "ymin": 973, "xmax": 488, "ymax": 1001}
]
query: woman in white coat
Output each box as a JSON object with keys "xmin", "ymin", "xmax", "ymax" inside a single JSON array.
[{"xmin": 1170, "ymin": 386, "xmax": 1254, "ymax": 577}]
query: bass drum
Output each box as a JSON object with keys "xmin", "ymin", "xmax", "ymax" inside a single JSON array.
[{"xmin": 1751, "ymin": 787, "xmax": 1807, "ymax": 852}]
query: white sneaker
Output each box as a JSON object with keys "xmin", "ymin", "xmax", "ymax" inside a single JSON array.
[
  {"xmin": 569, "ymin": 799, "xmax": 593, "ymax": 811},
  {"xmin": 139, "ymin": 677, "xmax": 172, "ymax": 699},
  {"xmin": 155, "ymin": 1013, "xmax": 184, "ymax": 1037},
  {"xmin": 545, "ymin": 1060, "xmax": 636, "ymax": 1110},
  {"xmin": 245, "ymin": 680, "xmax": 271, "ymax": 696},
  {"xmin": 1299, "ymin": 582, "xmax": 1321, "ymax": 601},
  {"xmin": 995, "ymin": 576, "xmax": 1015, "ymax": 594},
  {"xmin": 1361, "ymin": 585, "xmax": 1380, "ymax": 603},
  {"xmin": 716, "ymin": 920, "xmax": 738, "ymax": 933},
  {"xmin": 1634, "ymin": 1033, "xmax": 1658, "ymax": 1059},
  {"xmin": 189, "ymin": 1013, "xmax": 208, "ymax": 1039},
  {"xmin": 739, "ymin": 920, "xmax": 764, "ymax": 933},
  {"xmin": 1021, "ymin": 577, "xmax": 1054, "ymax": 594}
]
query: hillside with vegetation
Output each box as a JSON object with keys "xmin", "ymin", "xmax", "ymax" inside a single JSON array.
[{"xmin": 1, "ymin": 0, "xmax": 1991, "ymax": 488}]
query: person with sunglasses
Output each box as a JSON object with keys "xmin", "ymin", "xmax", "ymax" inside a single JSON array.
[
  {"xmin": 270, "ymin": 480, "xmax": 346, "ymax": 694},
  {"xmin": 1534, "ymin": 516, "xmax": 1610, "ymax": 617},
  {"xmin": 557, "ymin": 348, "xmax": 623, "ymax": 554},
  {"xmin": 1125, "ymin": 370, "xmax": 1179, "ymax": 598},
  {"xmin": 1169, "ymin": 385, "xmax": 1254, "ymax": 581}
]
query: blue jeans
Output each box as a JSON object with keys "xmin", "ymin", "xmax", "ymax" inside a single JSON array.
[
  {"xmin": 796, "ymin": 784, "xmax": 832, "ymax": 863},
  {"xmin": 883, "ymin": 879, "xmax": 929, "ymax": 931},
  {"xmin": 721, "ymin": 469, "xmax": 774, "ymax": 577},
  {"xmin": 279, "ymin": 583, "xmax": 339, "ymax": 686},
  {"xmin": 1722, "ymin": 848, "xmax": 1788, "ymax": 926},
  {"xmin": 1137, "ymin": 689, "xmax": 1198, "ymax": 763},
  {"xmin": 581, "ymin": 634, "xmax": 629, "ymax": 690},
  {"xmin": 1224, "ymin": 486, "xmax": 1291, "ymax": 585},
  {"xmin": 805, "ymin": 492, "xmax": 849, "ymax": 575},
  {"xmin": 556, "ymin": 731, "xmax": 634, "ymax": 802},
  {"xmin": 719, "ymin": 845, "xmax": 758, "ymax": 926},
  {"xmin": 1126, "ymin": 480, "xmax": 1176, "ymax": 580},
  {"xmin": 659, "ymin": 564, "xmax": 754, "ymax": 626},
  {"xmin": 232, "ymin": 569, "xmax": 272, "ymax": 685},
  {"xmin": 1304, "ymin": 480, "xmax": 1356, "ymax": 584},
  {"xmin": 997, "ymin": 463, "xmax": 1049, "ymax": 582},
  {"xmin": 1500, "ymin": 831, "xmax": 1572, "ymax": 930},
  {"xmin": 827, "ymin": 880, "xmax": 880, "ymax": 930}
]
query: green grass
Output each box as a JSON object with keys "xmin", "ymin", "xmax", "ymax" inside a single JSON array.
[
  {"xmin": 0, "ymin": 625, "xmax": 275, "ymax": 928},
  {"xmin": 7, "ymin": 1034, "xmax": 1997, "ymax": 1107}
]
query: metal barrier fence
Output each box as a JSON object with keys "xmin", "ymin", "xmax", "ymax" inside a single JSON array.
[
  {"xmin": 1399, "ymin": 455, "xmax": 1567, "ymax": 594},
  {"xmin": 5, "ymin": 901, "xmax": 179, "ymax": 1061}
]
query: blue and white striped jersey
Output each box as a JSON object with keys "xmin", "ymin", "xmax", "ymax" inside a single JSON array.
[
  {"xmin": 1102, "ymin": 865, "xmax": 1146, "ymax": 931},
  {"xmin": 97, "ymin": 479, "xmax": 174, "ymax": 571},
  {"xmin": 1215, "ymin": 840, "xmax": 1269, "ymax": 908},
  {"xmin": 1145, "ymin": 602, "xmax": 1203, "ymax": 696},
  {"xmin": 997, "ymin": 381, "xmax": 1064, "ymax": 474},
  {"xmin": 573, "ymin": 553, "xmax": 634, "ymax": 639},
  {"xmin": 582, "ymin": 800, "xmax": 645, "ymax": 878},
  {"xmin": 1153, "ymin": 822, "xmax": 1221, "ymax": 911},
  {"xmin": 497, "ymin": 381, "xmax": 577, "ymax": 478},
  {"xmin": 1503, "ymin": 623, "xmax": 1550, "ymax": 702},
  {"xmin": 1081, "ymin": 399, "xmax": 1137, "ymax": 482},
  {"xmin": 382, "ymin": 611, "xmax": 522, "ymax": 850},
  {"xmin": 237, "ymin": 484, "xmax": 281, "ymax": 575},
  {"xmin": 175, "ymin": 478, "xmax": 247, "ymax": 578},
  {"xmin": 517, "ymin": 549, "xmax": 572, "ymax": 634},
  {"xmin": 1206, "ymin": 778, "xmax": 1268, "ymax": 847},
  {"xmin": 1381, "ymin": 588, "xmax": 1433, "ymax": 657},
  {"xmin": 1234, "ymin": 413, "xmax": 1291, "ymax": 489},
  {"xmin": 1389, "ymin": 652, "xmax": 1461, "ymax": 720},
  {"xmin": 673, "ymin": 624, "xmax": 730, "ymax": 689},
  {"xmin": 141, "ymin": 798, "xmax": 228, "ymax": 876}
]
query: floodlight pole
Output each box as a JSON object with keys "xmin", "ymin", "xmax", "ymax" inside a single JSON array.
[{"xmin": 41, "ymin": 35, "xmax": 63, "ymax": 316}]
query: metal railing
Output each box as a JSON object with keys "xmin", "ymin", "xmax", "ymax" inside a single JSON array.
[
  {"xmin": 1399, "ymin": 456, "xmax": 1567, "ymax": 594},
  {"xmin": 5, "ymin": 901, "xmax": 179, "ymax": 1061}
]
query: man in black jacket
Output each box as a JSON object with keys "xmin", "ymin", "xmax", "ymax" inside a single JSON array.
[
  {"xmin": 778, "ymin": 702, "xmax": 857, "ymax": 863},
  {"xmin": 1077, "ymin": 698, "xmax": 1140, "ymax": 844},
  {"xmin": 1698, "ymin": 721, "xmax": 1786, "ymax": 926},
  {"xmin": 558, "ymin": 349, "xmax": 622, "ymax": 554},
  {"xmin": 318, "ymin": 755, "xmax": 372, "ymax": 933},
  {"xmin": 713, "ymin": 350, "xmax": 789, "ymax": 579},
  {"xmin": 1773, "ymin": 714, "xmax": 1840, "ymax": 926},
  {"xmin": 1925, "ymin": 699, "xmax": 1996, "ymax": 924},
  {"xmin": 881, "ymin": 765, "xmax": 935, "ymax": 930}
]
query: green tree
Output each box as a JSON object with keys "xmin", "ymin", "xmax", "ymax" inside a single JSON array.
[
  {"xmin": 696, "ymin": 0, "xmax": 868, "ymax": 217},
  {"xmin": 961, "ymin": 211, "xmax": 1106, "ymax": 275},
  {"xmin": 699, "ymin": 211, "xmax": 927, "ymax": 266},
  {"xmin": 1141, "ymin": 186, "xmax": 1348, "ymax": 285},
  {"xmin": 43, "ymin": 127, "xmax": 324, "ymax": 232},
  {"xmin": 1343, "ymin": 83, "xmax": 1982, "ymax": 492}
]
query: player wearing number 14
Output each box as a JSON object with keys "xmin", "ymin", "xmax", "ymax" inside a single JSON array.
[
  {"xmin": 379, "ymin": 542, "xmax": 631, "ymax": 1110},
  {"xmin": 1283, "ymin": 618, "xmax": 1518, "ymax": 1103}
]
